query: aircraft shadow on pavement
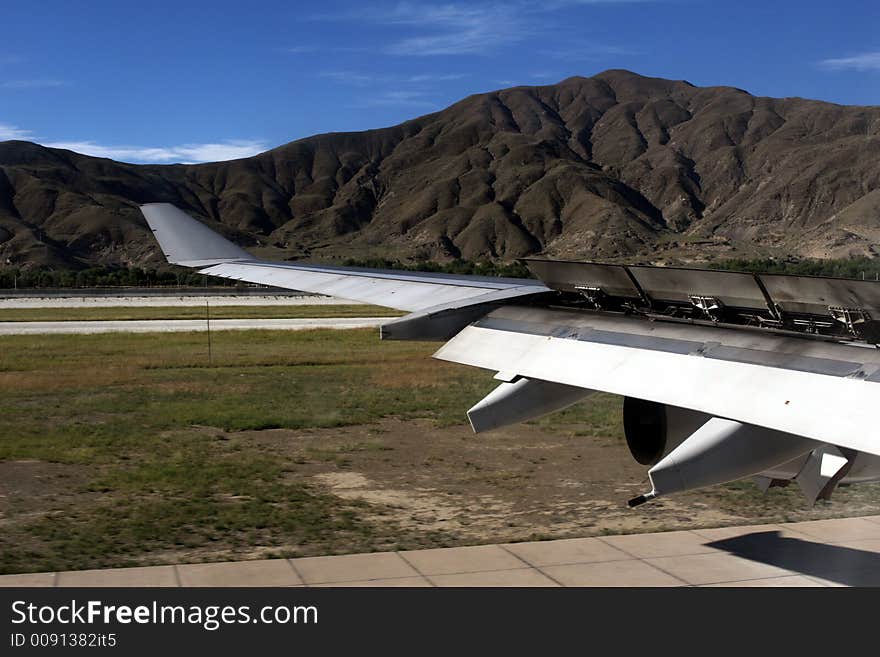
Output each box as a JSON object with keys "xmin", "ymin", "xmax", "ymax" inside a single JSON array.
[{"xmin": 707, "ymin": 531, "xmax": 880, "ymax": 586}]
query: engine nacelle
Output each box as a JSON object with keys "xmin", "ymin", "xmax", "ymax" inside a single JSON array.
[
  {"xmin": 467, "ymin": 377, "xmax": 594, "ymax": 433},
  {"xmin": 629, "ymin": 416, "xmax": 820, "ymax": 506},
  {"xmin": 623, "ymin": 397, "xmax": 880, "ymax": 506},
  {"xmin": 622, "ymin": 397, "xmax": 709, "ymax": 466}
]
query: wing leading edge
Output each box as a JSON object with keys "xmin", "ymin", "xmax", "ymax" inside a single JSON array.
[{"xmin": 139, "ymin": 203, "xmax": 549, "ymax": 313}]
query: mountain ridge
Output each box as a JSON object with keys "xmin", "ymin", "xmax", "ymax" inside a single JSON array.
[{"xmin": 1, "ymin": 69, "xmax": 879, "ymax": 270}]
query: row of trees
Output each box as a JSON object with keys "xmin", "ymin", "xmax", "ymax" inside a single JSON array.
[
  {"xmin": 341, "ymin": 257, "xmax": 536, "ymax": 279},
  {"xmin": 345, "ymin": 256, "xmax": 880, "ymax": 281},
  {"xmin": 708, "ymin": 256, "xmax": 880, "ymax": 280},
  {"xmin": 0, "ymin": 266, "xmax": 237, "ymax": 289},
  {"xmin": 3, "ymin": 256, "xmax": 880, "ymax": 289},
  {"xmin": 0, "ymin": 260, "xmax": 536, "ymax": 290}
]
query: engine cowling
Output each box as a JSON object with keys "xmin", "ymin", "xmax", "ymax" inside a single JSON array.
[
  {"xmin": 622, "ymin": 397, "xmax": 709, "ymax": 466},
  {"xmin": 623, "ymin": 397, "xmax": 822, "ymax": 506},
  {"xmin": 468, "ymin": 377, "xmax": 594, "ymax": 433},
  {"xmin": 623, "ymin": 397, "xmax": 880, "ymax": 506}
]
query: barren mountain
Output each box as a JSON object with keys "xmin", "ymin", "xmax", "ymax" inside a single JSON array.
[{"xmin": 1, "ymin": 69, "xmax": 879, "ymax": 271}]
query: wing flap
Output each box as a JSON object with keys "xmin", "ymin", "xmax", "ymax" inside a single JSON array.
[
  {"xmin": 434, "ymin": 323, "xmax": 880, "ymax": 458},
  {"xmin": 379, "ymin": 286, "xmax": 547, "ymax": 339}
]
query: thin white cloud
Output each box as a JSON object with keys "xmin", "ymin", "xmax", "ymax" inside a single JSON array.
[
  {"xmin": 358, "ymin": 90, "xmax": 438, "ymax": 109},
  {"xmin": 382, "ymin": 3, "xmax": 529, "ymax": 56},
  {"xmin": 284, "ymin": 45, "xmax": 320, "ymax": 54},
  {"xmin": 319, "ymin": 71, "xmax": 377, "ymax": 86},
  {"xmin": 388, "ymin": 32, "xmax": 502, "ymax": 56},
  {"xmin": 542, "ymin": 44, "xmax": 640, "ymax": 59},
  {"xmin": 281, "ymin": 44, "xmax": 369, "ymax": 54},
  {"xmin": 319, "ymin": 70, "xmax": 466, "ymax": 86},
  {"xmin": 312, "ymin": 2, "xmax": 531, "ymax": 56},
  {"xmin": 0, "ymin": 123, "xmax": 32, "ymax": 140},
  {"xmin": 548, "ymin": 0, "xmax": 654, "ymax": 5},
  {"xmin": 314, "ymin": 1, "xmax": 649, "ymax": 56},
  {"xmin": 819, "ymin": 51, "xmax": 880, "ymax": 72},
  {"xmin": 0, "ymin": 79, "xmax": 70, "ymax": 89},
  {"xmin": 1, "ymin": 118, "xmax": 268, "ymax": 163},
  {"xmin": 40, "ymin": 139, "xmax": 269, "ymax": 164},
  {"xmin": 405, "ymin": 73, "xmax": 467, "ymax": 82},
  {"xmin": 320, "ymin": 70, "xmax": 465, "ymax": 110}
]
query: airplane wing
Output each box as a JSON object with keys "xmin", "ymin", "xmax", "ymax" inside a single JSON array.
[
  {"xmin": 435, "ymin": 259, "xmax": 880, "ymax": 505},
  {"xmin": 140, "ymin": 203, "xmax": 549, "ymax": 322},
  {"xmin": 434, "ymin": 304, "xmax": 880, "ymax": 456},
  {"xmin": 140, "ymin": 203, "xmax": 880, "ymax": 506}
]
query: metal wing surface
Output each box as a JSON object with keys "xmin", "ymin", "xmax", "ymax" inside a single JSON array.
[
  {"xmin": 140, "ymin": 203, "xmax": 549, "ymax": 312},
  {"xmin": 434, "ymin": 305, "xmax": 880, "ymax": 458}
]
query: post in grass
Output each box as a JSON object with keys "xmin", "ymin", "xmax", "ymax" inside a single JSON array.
[{"xmin": 206, "ymin": 300, "xmax": 213, "ymax": 365}]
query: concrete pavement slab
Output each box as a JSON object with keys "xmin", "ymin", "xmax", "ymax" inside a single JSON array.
[
  {"xmin": 701, "ymin": 575, "xmax": 825, "ymax": 587},
  {"xmin": 428, "ymin": 568, "xmax": 560, "ymax": 587},
  {"xmin": 599, "ymin": 530, "xmax": 718, "ymax": 559},
  {"xmin": 0, "ymin": 572, "xmax": 56, "ymax": 587},
  {"xmin": 56, "ymin": 566, "xmax": 178, "ymax": 587},
  {"xmin": 291, "ymin": 552, "xmax": 419, "ymax": 585},
  {"xmin": 399, "ymin": 544, "xmax": 525, "ymax": 575},
  {"xmin": 784, "ymin": 517, "xmax": 880, "ymax": 542},
  {"xmin": 802, "ymin": 568, "xmax": 880, "ymax": 587},
  {"xmin": 176, "ymin": 559, "xmax": 302, "ymax": 587},
  {"xmin": 313, "ymin": 576, "xmax": 432, "ymax": 587},
  {"xmin": 644, "ymin": 552, "xmax": 797, "ymax": 586},
  {"xmin": 540, "ymin": 559, "xmax": 685, "ymax": 587},
  {"xmin": 691, "ymin": 524, "xmax": 790, "ymax": 541},
  {"xmin": 831, "ymin": 538, "xmax": 880, "ymax": 553},
  {"xmin": 503, "ymin": 537, "xmax": 630, "ymax": 567}
]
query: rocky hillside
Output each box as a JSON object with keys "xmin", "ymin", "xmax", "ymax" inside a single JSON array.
[{"xmin": 1, "ymin": 69, "xmax": 879, "ymax": 270}]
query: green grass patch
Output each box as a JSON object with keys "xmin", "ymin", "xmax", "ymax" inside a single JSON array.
[
  {"xmin": 527, "ymin": 392, "xmax": 623, "ymax": 438},
  {"xmin": 0, "ymin": 330, "xmax": 499, "ymax": 461},
  {"xmin": 0, "ymin": 328, "xmax": 507, "ymax": 573}
]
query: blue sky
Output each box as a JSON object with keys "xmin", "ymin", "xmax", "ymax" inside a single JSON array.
[{"xmin": 1, "ymin": 0, "xmax": 878, "ymax": 163}]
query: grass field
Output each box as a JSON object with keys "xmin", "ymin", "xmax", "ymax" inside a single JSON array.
[
  {"xmin": 0, "ymin": 329, "xmax": 505, "ymax": 573},
  {"xmin": 2, "ymin": 327, "xmax": 879, "ymax": 575},
  {"xmin": 0, "ymin": 304, "xmax": 402, "ymax": 322}
]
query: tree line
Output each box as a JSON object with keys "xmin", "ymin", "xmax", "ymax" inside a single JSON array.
[
  {"xmin": 0, "ymin": 266, "xmax": 234, "ymax": 289},
  {"xmin": 3, "ymin": 256, "xmax": 880, "ymax": 289},
  {"xmin": 341, "ymin": 257, "xmax": 536, "ymax": 279},
  {"xmin": 708, "ymin": 256, "xmax": 880, "ymax": 280}
]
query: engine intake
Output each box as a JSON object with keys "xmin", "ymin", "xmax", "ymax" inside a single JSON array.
[{"xmin": 623, "ymin": 397, "xmax": 708, "ymax": 466}]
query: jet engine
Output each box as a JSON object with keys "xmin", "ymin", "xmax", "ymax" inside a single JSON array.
[
  {"xmin": 622, "ymin": 398, "xmax": 710, "ymax": 466},
  {"xmin": 475, "ymin": 391, "xmax": 880, "ymax": 507},
  {"xmin": 468, "ymin": 377, "xmax": 594, "ymax": 433},
  {"xmin": 623, "ymin": 397, "xmax": 822, "ymax": 506}
]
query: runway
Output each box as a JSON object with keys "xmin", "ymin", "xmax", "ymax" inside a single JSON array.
[
  {"xmin": 0, "ymin": 317, "xmax": 393, "ymax": 335},
  {"xmin": 0, "ymin": 294, "xmax": 360, "ymax": 309},
  {"xmin": 2, "ymin": 515, "xmax": 879, "ymax": 587}
]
